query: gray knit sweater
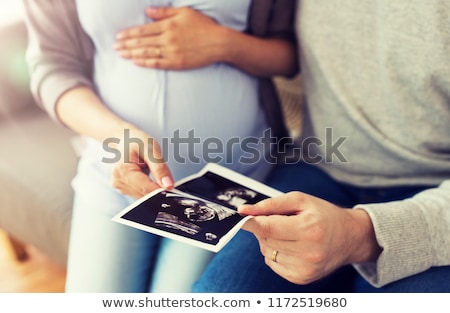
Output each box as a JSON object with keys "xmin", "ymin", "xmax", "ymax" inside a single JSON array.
[{"xmin": 296, "ymin": 1, "xmax": 450, "ymax": 286}]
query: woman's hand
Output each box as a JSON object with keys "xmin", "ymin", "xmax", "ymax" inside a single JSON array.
[
  {"xmin": 239, "ymin": 192, "xmax": 382, "ymax": 285},
  {"xmin": 110, "ymin": 127, "xmax": 174, "ymax": 199},
  {"xmin": 114, "ymin": 6, "xmax": 297, "ymax": 77},
  {"xmin": 114, "ymin": 7, "xmax": 224, "ymax": 70}
]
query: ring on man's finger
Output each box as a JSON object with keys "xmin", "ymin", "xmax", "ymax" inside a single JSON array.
[
  {"xmin": 271, "ymin": 250, "xmax": 279, "ymax": 263},
  {"xmin": 154, "ymin": 47, "xmax": 162, "ymax": 58}
]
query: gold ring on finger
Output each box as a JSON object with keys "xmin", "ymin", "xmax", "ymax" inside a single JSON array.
[
  {"xmin": 271, "ymin": 250, "xmax": 279, "ymax": 263},
  {"xmin": 154, "ymin": 47, "xmax": 162, "ymax": 58}
]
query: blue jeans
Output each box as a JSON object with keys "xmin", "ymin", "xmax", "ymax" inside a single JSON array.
[{"xmin": 193, "ymin": 162, "xmax": 450, "ymax": 293}]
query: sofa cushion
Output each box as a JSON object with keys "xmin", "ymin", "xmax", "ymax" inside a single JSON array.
[
  {"xmin": 0, "ymin": 107, "xmax": 77, "ymax": 266},
  {"xmin": 274, "ymin": 75, "xmax": 304, "ymax": 139}
]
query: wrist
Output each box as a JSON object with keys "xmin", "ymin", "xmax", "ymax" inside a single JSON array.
[
  {"xmin": 346, "ymin": 209, "xmax": 382, "ymax": 264},
  {"xmin": 215, "ymin": 26, "xmax": 240, "ymax": 64},
  {"xmin": 108, "ymin": 120, "xmax": 135, "ymax": 140}
]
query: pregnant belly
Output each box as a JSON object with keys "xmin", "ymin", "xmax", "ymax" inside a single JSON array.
[
  {"xmin": 164, "ymin": 64, "xmax": 263, "ymax": 140},
  {"xmin": 93, "ymin": 58, "xmax": 270, "ymax": 180},
  {"xmin": 95, "ymin": 59, "xmax": 265, "ymax": 141}
]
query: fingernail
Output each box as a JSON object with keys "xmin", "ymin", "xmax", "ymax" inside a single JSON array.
[
  {"xmin": 147, "ymin": 7, "xmax": 158, "ymax": 15},
  {"xmin": 161, "ymin": 176, "xmax": 174, "ymax": 188},
  {"xmin": 238, "ymin": 205, "xmax": 254, "ymax": 213}
]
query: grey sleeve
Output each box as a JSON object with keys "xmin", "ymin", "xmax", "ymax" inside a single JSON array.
[
  {"xmin": 353, "ymin": 180, "xmax": 450, "ymax": 287},
  {"xmin": 22, "ymin": 0, "xmax": 94, "ymax": 123}
]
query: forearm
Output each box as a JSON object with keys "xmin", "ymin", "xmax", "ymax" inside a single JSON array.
[
  {"xmin": 56, "ymin": 86, "xmax": 133, "ymax": 142},
  {"xmin": 57, "ymin": 86, "xmax": 174, "ymax": 195},
  {"xmin": 217, "ymin": 27, "xmax": 297, "ymax": 78},
  {"xmin": 352, "ymin": 181, "xmax": 450, "ymax": 287}
]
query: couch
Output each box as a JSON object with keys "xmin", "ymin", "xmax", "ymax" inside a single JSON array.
[
  {"xmin": 0, "ymin": 19, "xmax": 303, "ymax": 268},
  {"xmin": 0, "ymin": 20, "xmax": 78, "ymax": 266}
]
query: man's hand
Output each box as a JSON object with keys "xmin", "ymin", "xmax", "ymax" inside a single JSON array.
[
  {"xmin": 114, "ymin": 7, "xmax": 225, "ymax": 70},
  {"xmin": 239, "ymin": 192, "xmax": 382, "ymax": 285}
]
